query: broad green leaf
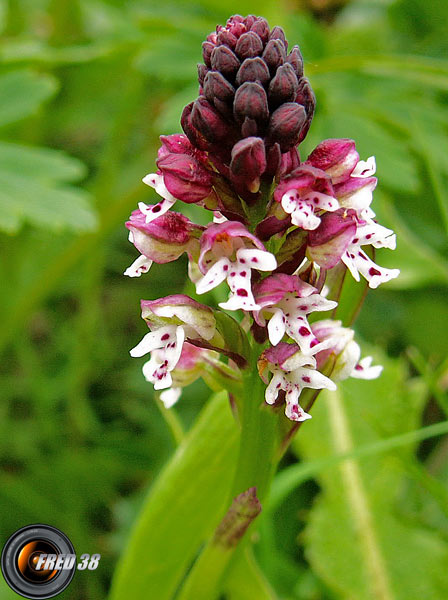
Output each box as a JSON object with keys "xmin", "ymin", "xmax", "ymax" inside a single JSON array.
[
  {"xmin": 109, "ymin": 392, "xmax": 239, "ymax": 600},
  {"xmin": 0, "ymin": 70, "xmax": 57, "ymax": 127},
  {"xmin": 294, "ymin": 353, "xmax": 448, "ymax": 600},
  {"xmin": 0, "ymin": 141, "xmax": 86, "ymax": 183},
  {"xmin": 308, "ymin": 55, "xmax": 448, "ymax": 90},
  {"xmin": 0, "ymin": 162, "xmax": 97, "ymax": 234}
]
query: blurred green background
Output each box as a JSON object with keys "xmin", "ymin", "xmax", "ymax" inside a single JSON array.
[{"xmin": 0, "ymin": 0, "xmax": 447, "ymax": 599}]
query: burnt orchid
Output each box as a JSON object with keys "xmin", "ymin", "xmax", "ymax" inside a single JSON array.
[{"xmin": 124, "ymin": 15, "xmax": 399, "ymax": 555}]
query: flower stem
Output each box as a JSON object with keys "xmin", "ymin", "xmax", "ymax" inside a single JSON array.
[
  {"xmin": 229, "ymin": 355, "xmax": 280, "ymax": 502},
  {"xmin": 176, "ymin": 344, "xmax": 280, "ymax": 600}
]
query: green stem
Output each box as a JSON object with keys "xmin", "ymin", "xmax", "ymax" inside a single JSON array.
[
  {"xmin": 229, "ymin": 359, "xmax": 279, "ymax": 501},
  {"xmin": 177, "ymin": 345, "xmax": 280, "ymax": 600}
]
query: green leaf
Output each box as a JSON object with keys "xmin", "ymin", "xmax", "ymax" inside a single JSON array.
[
  {"xmin": 308, "ymin": 55, "xmax": 448, "ymax": 90},
  {"xmin": 0, "ymin": 143, "xmax": 97, "ymax": 234},
  {"xmin": 293, "ymin": 353, "xmax": 448, "ymax": 600},
  {"xmin": 224, "ymin": 547, "xmax": 278, "ymax": 600},
  {"xmin": 0, "ymin": 169, "xmax": 97, "ymax": 234},
  {"xmin": 0, "ymin": 70, "xmax": 57, "ymax": 127},
  {"xmin": 0, "ymin": 141, "xmax": 87, "ymax": 182},
  {"xmin": 109, "ymin": 392, "xmax": 239, "ymax": 600}
]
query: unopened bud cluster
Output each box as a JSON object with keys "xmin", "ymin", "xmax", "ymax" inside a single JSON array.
[{"xmin": 125, "ymin": 15, "xmax": 399, "ymax": 423}]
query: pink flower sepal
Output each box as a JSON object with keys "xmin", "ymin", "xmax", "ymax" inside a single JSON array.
[
  {"xmin": 156, "ymin": 134, "xmax": 214, "ymax": 204},
  {"xmin": 307, "ymin": 209, "xmax": 358, "ymax": 269},
  {"xmin": 140, "ymin": 294, "xmax": 216, "ymax": 341},
  {"xmin": 306, "ymin": 138, "xmax": 359, "ymax": 184},
  {"xmin": 124, "ymin": 210, "xmax": 203, "ymax": 277}
]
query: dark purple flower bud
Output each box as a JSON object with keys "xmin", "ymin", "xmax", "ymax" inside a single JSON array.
[
  {"xmin": 157, "ymin": 153, "xmax": 214, "ymax": 204},
  {"xmin": 307, "ymin": 210, "xmax": 357, "ymax": 269},
  {"xmin": 306, "ymin": 138, "xmax": 359, "ymax": 183},
  {"xmin": 230, "ymin": 137, "xmax": 267, "ymax": 193},
  {"xmin": 191, "ymin": 96, "xmax": 232, "ymax": 144},
  {"xmin": 295, "ymin": 79, "xmax": 316, "ymax": 143},
  {"xmin": 269, "ymin": 26, "xmax": 288, "ymax": 49},
  {"xmin": 211, "ymin": 45, "xmax": 240, "ymax": 79},
  {"xmin": 217, "ymin": 29, "xmax": 238, "ymax": 49},
  {"xmin": 277, "ymin": 147, "xmax": 300, "ymax": 178},
  {"xmin": 286, "ymin": 45, "xmax": 304, "ymax": 78},
  {"xmin": 267, "ymin": 102, "xmax": 306, "ymax": 151},
  {"xmin": 262, "ymin": 39, "xmax": 286, "ymax": 74},
  {"xmin": 250, "ymin": 18, "xmax": 270, "ymax": 43},
  {"xmin": 202, "ymin": 42, "xmax": 214, "ymax": 67},
  {"xmin": 203, "ymin": 71, "xmax": 235, "ymax": 104},
  {"xmin": 234, "ymin": 81, "xmax": 269, "ymax": 124},
  {"xmin": 255, "ymin": 214, "xmax": 290, "ymax": 241},
  {"xmin": 235, "ymin": 31, "xmax": 263, "ymax": 59},
  {"xmin": 235, "ymin": 57, "xmax": 270, "ymax": 87},
  {"xmin": 158, "ymin": 134, "xmax": 194, "ymax": 158},
  {"xmin": 241, "ymin": 117, "xmax": 258, "ymax": 137},
  {"xmin": 244, "ymin": 15, "xmax": 257, "ymax": 29},
  {"xmin": 181, "ymin": 102, "xmax": 209, "ymax": 151},
  {"xmin": 268, "ymin": 63, "xmax": 299, "ymax": 107},
  {"xmin": 197, "ymin": 63, "xmax": 208, "ymax": 86},
  {"xmin": 265, "ymin": 142, "xmax": 282, "ymax": 176}
]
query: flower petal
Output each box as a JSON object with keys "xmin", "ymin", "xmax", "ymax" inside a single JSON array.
[
  {"xmin": 290, "ymin": 204, "xmax": 321, "ymax": 230},
  {"xmin": 196, "ymin": 257, "xmax": 231, "ymax": 294},
  {"xmin": 220, "ymin": 262, "xmax": 260, "ymax": 311},
  {"xmin": 351, "ymin": 156, "xmax": 376, "ymax": 178},
  {"xmin": 138, "ymin": 198, "xmax": 176, "ymax": 224},
  {"xmin": 142, "ymin": 172, "xmax": 178, "ymax": 202},
  {"xmin": 236, "ymin": 248, "xmax": 277, "ymax": 271},
  {"xmin": 292, "ymin": 293, "xmax": 338, "ymax": 315},
  {"xmin": 302, "ymin": 191, "xmax": 339, "ymax": 212},
  {"xmin": 160, "ymin": 387, "xmax": 182, "ymax": 408},
  {"xmin": 265, "ymin": 371, "xmax": 284, "ymax": 405},
  {"xmin": 285, "ymin": 397, "xmax": 312, "ymax": 422},
  {"xmin": 354, "ymin": 222, "xmax": 396, "ymax": 250},
  {"xmin": 129, "ymin": 325, "xmax": 178, "ymax": 357},
  {"xmin": 351, "ymin": 356, "xmax": 383, "ymax": 379},
  {"xmin": 344, "ymin": 248, "xmax": 400, "ymax": 289},
  {"xmin": 267, "ymin": 309, "xmax": 286, "ymax": 346},
  {"xmin": 123, "ymin": 255, "xmax": 153, "ymax": 278},
  {"xmin": 291, "ymin": 367, "xmax": 337, "ymax": 391}
]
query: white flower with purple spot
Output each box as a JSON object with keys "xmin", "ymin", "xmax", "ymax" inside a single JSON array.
[
  {"xmin": 261, "ymin": 343, "xmax": 337, "ymax": 422},
  {"xmin": 123, "ymin": 253, "xmax": 153, "ymax": 278},
  {"xmin": 275, "ymin": 164, "xmax": 339, "ymax": 231},
  {"xmin": 254, "ymin": 273, "xmax": 337, "ymax": 352},
  {"xmin": 139, "ymin": 173, "xmax": 178, "ymax": 223},
  {"xmin": 342, "ymin": 221, "xmax": 400, "ymax": 289},
  {"xmin": 130, "ymin": 295, "xmax": 217, "ymax": 391},
  {"xmin": 196, "ymin": 221, "xmax": 277, "ymax": 311},
  {"xmin": 351, "ymin": 156, "xmax": 376, "ymax": 178},
  {"xmin": 130, "ymin": 325, "xmax": 185, "ymax": 390},
  {"xmin": 281, "ymin": 189, "xmax": 339, "ymax": 230},
  {"xmin": 311, "ymin": 320, "xmax": 383, "ymax": 381}
]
